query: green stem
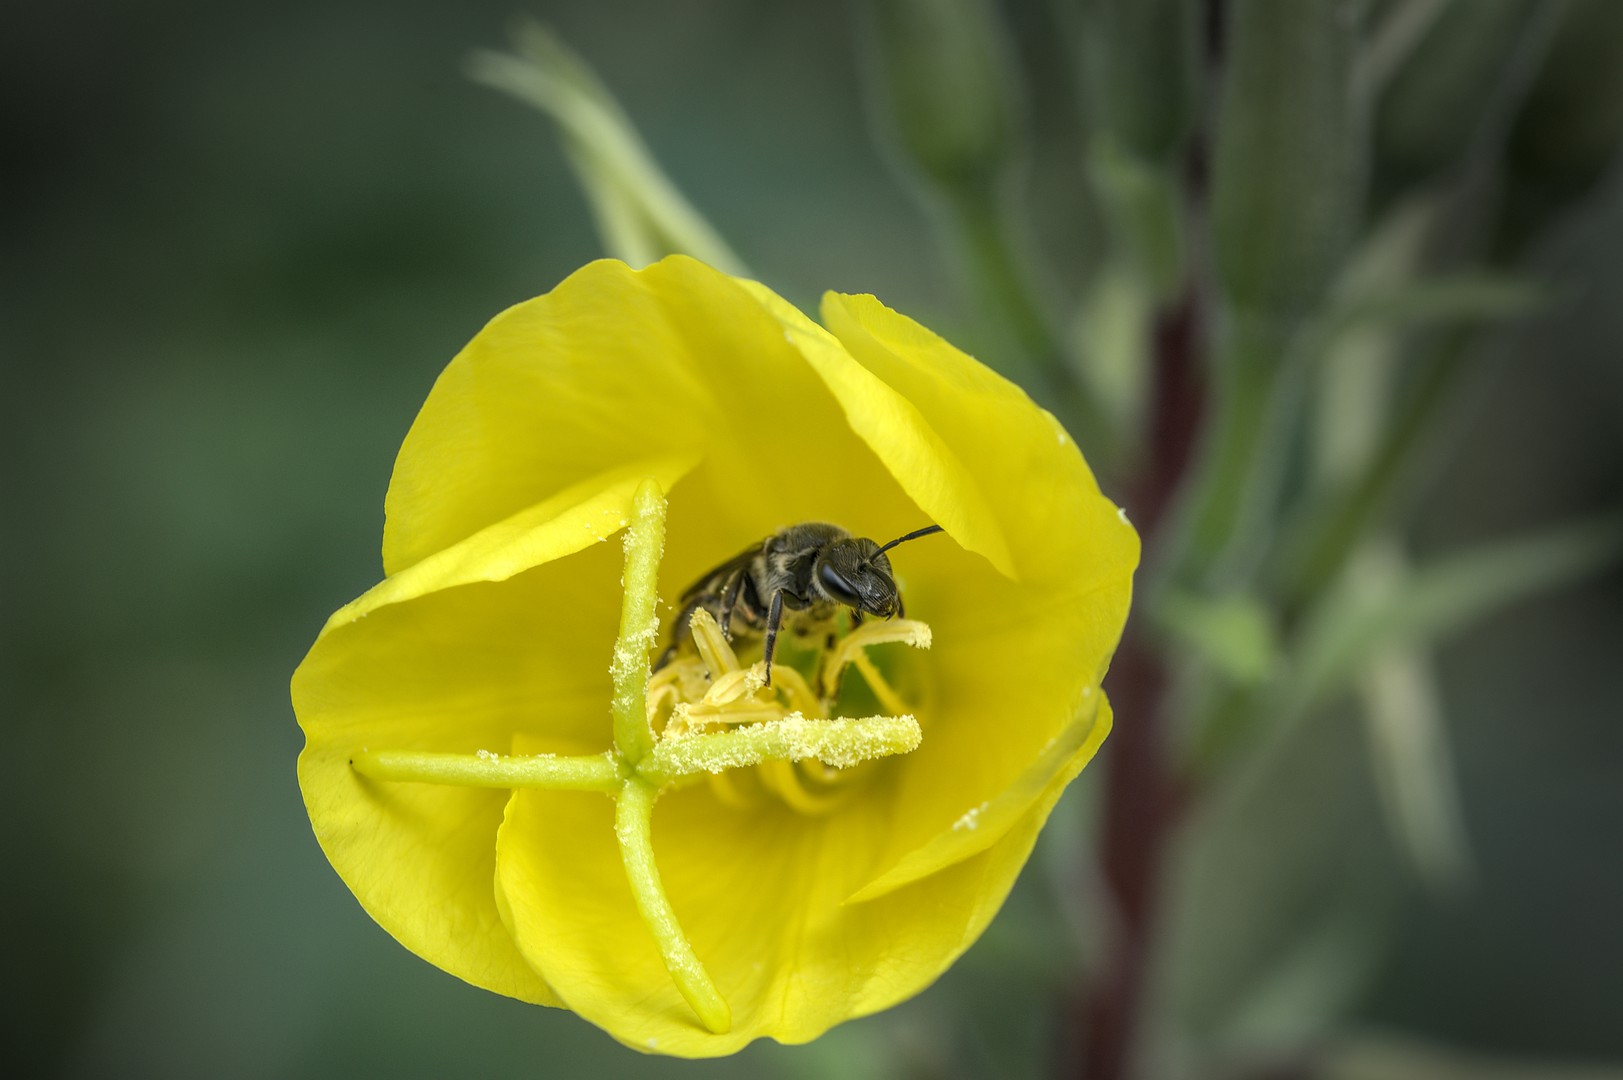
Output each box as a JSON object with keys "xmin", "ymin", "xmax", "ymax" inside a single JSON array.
[
  {"xmin": 611, "ymin": 479, "xmax": 666, "ymax": 765},
  {"xmin": 351, "ymin": 748, "xmax": 622, "ymax": 791},
  {"xmin": 951, "ymin": 188, "xmax": 1058, "ymax": 367},
  {"xmin": 1167, "ymin": 311, "xmax": 1298, "ymax": 588},
  {"xmin": 946, "ymin": 187, "xmax": 1118, "ymax": 453},
  {"xmin": 615, "ymin": 778, "xmax": 731, "ymax": 1034}
]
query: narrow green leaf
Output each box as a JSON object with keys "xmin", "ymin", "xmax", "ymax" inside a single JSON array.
[
  {"xmin": 1329, "ymin": 273, "xmax": 1545, "ymax": 331},
  {"xmin": 469, "ymin": 22, "xmax": 747, "ymax": 274},
  {"xmin": 1281, "ymin": 198, "xmax": 1438, "ymax": 596},
  {"xmin": 1290, "ymin": 515, "xmax": 1623, "ymax": 712},
  {"xmin": 1289, "ymin": 201, "xmax": 1540, "ymax": 580},
  {"xmin": 1344, "ymin": 541, "xmax": 1473, "ymax": 893},
  {"xmin": 1282, "ymin": 329, "xmax": 1471, "ymax": 607},
  {"xmin": 1288, "ymin": 268, "xmax": 1542, "ymax": 544},
  {"xmin": 1156, "ymin": 590, "xmax": 1282, "ymax": 685},
  {"xmin": 1359, "ymin": 638, "xmax": 1472, "ymax": 894},
  {"xmin": 1324, "ymin": 1033, "xmax": 1623, "ymax": 1080},
  {"xmin": 1356, "ymin": 0, "xmax": 1450, "ymax": 103}
]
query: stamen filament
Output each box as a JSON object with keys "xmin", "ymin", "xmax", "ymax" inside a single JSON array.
[
  {"xmin": 850, "ymin": 650, "xmax": 911, "ymax": 718},
  {"xmin": 615, "ymin": 778, "xmax": 732, "ymax": 1034},
  {"xmin": 761, "ymin": 664, "xmax": 822, "ymax": 716},
  {"xmin": 640, "ymin": 714, "xmax": 922, "ymax": 785},
  {"xmin": 761, "ymin": 759, "xmax": 850, "ymax": 814},
  {"xmin": 820, "ymin": 618, "xmax": 933, "ymax": 699},
  {"xmin": 350, "ymin": 748, "xmax": 622, "ymax": 791},
  {"xmin": 679, "ymin": 705, "xmax": 786, "ymax": 727},
  {"xmin": 610, "ymin": 479, "xmax": 667, "ymax": 764}
]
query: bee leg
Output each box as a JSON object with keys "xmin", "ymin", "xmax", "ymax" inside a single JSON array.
[
  {"xmin": 718, "ymin": 568, "xmax": 746, "ymax": 640},
  {"xmin": 849, "ymin": 610, "xmax": 865, "ymax": 630},
  {"xmin": 894, "ymin": 595, "xmax": 905, "ymax": 619},
  {"xmin": 762, "ymin": 589, "xmax": 784, "ymax": 689}
]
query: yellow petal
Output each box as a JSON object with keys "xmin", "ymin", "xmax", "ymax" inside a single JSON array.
[
  {"xmin": 798, "ymin": 290, "xmax": 1137, "ymax": 878},
  {"xmin": 696, "ymin": 284, "xmax": 1139, "ymax": 880},
  {"xmin": 850, "ymin": 697, "xmax": 1111, "ymax": 901},
  {"xmin": 820, "ymin": 290, "xmax": 1139, "ymax": 589},
  {"xmin": 296, "ymin": 477, "xmax": 663, "ymax": 1002},
  {"xmin": 735, "ymin": 278, "xmax": 1017, "ymax": 579},
  {"xmin": 301, "ymin": 758, "xmax": 551, "ymax": 1004},
  {"xmin": 494, "ymin": 715, "xmax": 1101, "ymax": 1056},
  {"xmin": 853, "ymin": 558, "xmax": 1130, "ymax": 877},
  {"xmin": 712, "ymin": 277, "xmax": 1134, "ymax": 883},
  {"xmin": 382, "ymin": 257, "xmax": 904, "ymax": 582},
  {"xmin": 328, "ymin": 456, "xmax": 694, "ymax": 635}
]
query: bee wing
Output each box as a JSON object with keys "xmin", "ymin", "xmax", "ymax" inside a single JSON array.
[{"xmin": 675, "ymin": 542, "xmax": 763, "ymax": 605}]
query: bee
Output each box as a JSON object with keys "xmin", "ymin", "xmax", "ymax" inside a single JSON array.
[{"xmin": 657, "ymin": 522, "xmax": 944, "ymax": 686}]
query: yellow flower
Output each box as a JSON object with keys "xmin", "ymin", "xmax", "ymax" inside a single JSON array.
[{"xmin": 293, "ymin": 256, "xmax": 1138, "ymax": 1056}]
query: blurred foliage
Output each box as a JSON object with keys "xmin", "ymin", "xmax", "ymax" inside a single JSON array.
[{"xmin": 4, "ymin": 1, "xmax": 1623, "ymax": 1078}]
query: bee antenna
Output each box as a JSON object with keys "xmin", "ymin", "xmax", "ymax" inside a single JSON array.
[{"xmin": 873, "ymin": 524, "xmax": 944, "ymax": 558}]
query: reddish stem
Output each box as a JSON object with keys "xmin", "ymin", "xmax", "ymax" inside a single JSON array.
[{"xmin": 1071, "ymin": 289, "xmax": 1203, "ymax": 1080}]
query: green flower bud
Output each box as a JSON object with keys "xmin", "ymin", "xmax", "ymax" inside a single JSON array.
[
  {"xmin": 1212, "ymin": 0, "xmax": 1366, "ymax": 322},
  {"xmin": 863, "ymin": 0, "xmax": 1022, "ymax": 196}
]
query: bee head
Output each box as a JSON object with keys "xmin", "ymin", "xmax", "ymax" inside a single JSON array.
[
  {"xmin": 812, "ymin": 525, "xmax": 942, "ymax": 619},
  {"xmin": 813, "ymin": 539, "xmax": 900, "ymax": 617}
]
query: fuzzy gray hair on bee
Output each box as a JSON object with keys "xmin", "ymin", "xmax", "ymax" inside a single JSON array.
[{"xmin": 656, "ymin": 522, "xmax": 944, "ymax": 687}]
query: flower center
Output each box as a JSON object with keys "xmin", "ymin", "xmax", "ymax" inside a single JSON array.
[
  {"xmin": 346, "ymin": 478, "xmax": 933, "ymax": 1035},
  {"xmin": 648, "ymin": 608, "xmax": 933, "ymax": 814}
]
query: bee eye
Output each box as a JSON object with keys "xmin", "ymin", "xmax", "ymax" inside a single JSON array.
[{"xmin": 819, "ymin": 563, "xmax": 861, "ymax": 605}]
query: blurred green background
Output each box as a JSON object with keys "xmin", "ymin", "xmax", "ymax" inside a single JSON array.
[{"xmin": 4, "ymin": 1, "xmax": 1621, "ymax": 1078}]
